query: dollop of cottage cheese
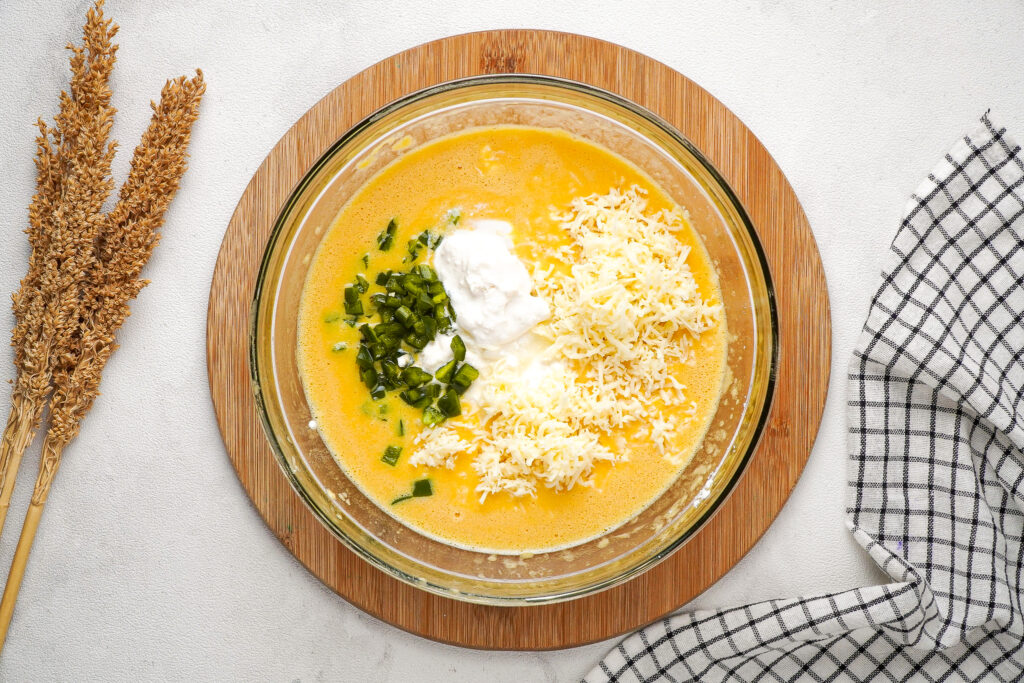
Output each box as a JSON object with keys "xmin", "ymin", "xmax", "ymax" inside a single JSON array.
[
  {"xmin": 432, "ymin": 220, "xmax": 549, "ymax": 348},
  {"xmin": 416, "ymin": 220, "xmax": 549, "ymax": 377}
]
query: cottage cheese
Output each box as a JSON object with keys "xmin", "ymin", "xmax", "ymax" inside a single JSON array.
[{"xmin": 432, "ymin": 220, "xmax": 549, "ymax": 348}]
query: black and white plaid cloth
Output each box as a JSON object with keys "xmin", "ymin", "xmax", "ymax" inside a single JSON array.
[{"xmin": 585, "ymin": 114, "xmax": 1024, "ymax": 682}]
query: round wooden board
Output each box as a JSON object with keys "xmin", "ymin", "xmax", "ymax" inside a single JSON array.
[{"xmin": 207, "ymin": 30, "xmax": 830, "ymax": 650}]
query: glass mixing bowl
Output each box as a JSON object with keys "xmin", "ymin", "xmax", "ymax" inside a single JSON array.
[{"xmin": 250, "ymin": 75, "xmax": 776, "ymax": 605}]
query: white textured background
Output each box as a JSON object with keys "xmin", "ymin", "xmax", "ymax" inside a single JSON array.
[{"xmin": 0, "ymin": 1, "xmax": 1022, "ymax": 680}]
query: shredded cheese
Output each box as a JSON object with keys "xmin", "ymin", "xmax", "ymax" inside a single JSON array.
[{"xmin": 409, "ymin": 186, "xmax": 721, "ymax": 501}]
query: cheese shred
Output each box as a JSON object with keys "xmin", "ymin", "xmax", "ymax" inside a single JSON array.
[{"xmin": 410, "ymin": 187, "xmax": 721, "ymax": 501}]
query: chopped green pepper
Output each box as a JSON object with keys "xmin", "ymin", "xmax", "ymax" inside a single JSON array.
[
  {"xmin": 434, "ymin": 359, "xmax": 457, "ymax": 384},
  {"xmin": 450, "ymin": 335, "xmax": 466, "ymax": 362},
  {"xmin": 391, "ymin": 478, "xmax": 433, "ymax": 504},
  {"xmin": 401, "ymin": 366, "xmax": 432, "ymax": 387},
  {"xmin": 355, "ymin": 345, "xmax": 374, "ymax": 369},
  {"xmin": 399, "ymin": 388, "xmax": 423, "ymax": 406},
  {"xmin": 381, "ymin": 360, "xmax": 402, "ymax": 387},
  {"xmin": 358, "ymin": 324, "xmax": 378, "ymax": 343},
  {"xmin": 377, "ymin": 218, "xmax": 398, "ymax": 251},
  {"xmin": 347, "ymin": 239, "xmax": 461, "ymax": 413},
  {"xmin": 347, "ymin": 301, "xmax": 364, "ymax": 316},
  {"xmin": 422, "ymin": 405, "xmax": 446, "ymax": 426},
  {"xmin": 394, "ymin": 305, "xmax": 415, "ymax": 327},
  {"xmin": 450, "ymin": 363, "xmax": 479, "ymax": 392},
  {"xmin": 414, "ymin": 264, "xmax": 436, "ymax": 281},
  {"xmin": 437, "ymin": 389, "xmax": 461, "ymax": 417},
  {"xmin": 381, "ymin": 445, "xmax": 402, "ymax": 466}
]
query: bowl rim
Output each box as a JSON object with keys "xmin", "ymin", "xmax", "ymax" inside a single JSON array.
[{"xmin": 248, "ymin": 72, "xmax": 779, "ymax": 604}]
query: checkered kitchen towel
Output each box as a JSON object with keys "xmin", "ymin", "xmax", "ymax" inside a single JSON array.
[{"xmin": 585, "ymin": 114, "xmax": 1024, "ymax": 682}]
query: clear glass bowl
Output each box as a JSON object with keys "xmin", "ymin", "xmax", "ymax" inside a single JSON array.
[{"xmin": 250, "ymin": 75, "xmax": 777, "ymax": 605}]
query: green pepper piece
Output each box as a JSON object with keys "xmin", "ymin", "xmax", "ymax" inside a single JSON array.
[
  {"xmin": 355, "ymin": 345, "xmax": 374, "ymax": 369},
  {"xmin": 405, "ymin": 333, "xmax": 427, "ymax": 350},
  {"xmin": 358, "ymin": 324, "xmax": 378, "ymax": 343},
  {"xmin": 343, "ymin": 299, "xmax": 363, "ymax": 316},
  {"xmin": 435, "ymin": 359, "xmax": 457, "ymax": 384},
  {"xmin": 394, "ymin": 305, "xmax": 415, "ymax": 327},
  {"xmin": 437, "ymin": 389, "xmax": 461, "ymax": 417},
  {"xmin": 422, "ymin": 405, "xmax": 446, "ymax": 426},
  {"xmin": 381, "ymin": 360, "xmax": 402, "ymax": 387},
  {"xmin": 451, "ymin": 363, "xmax": 479, "ymax": 388},
  {"xmin": 421, "ymin": 317, "xmax": 437, "ymax": 340},
  {"xmin": 399, "ymin": 388, "xmax": 423, "ymax": 406},
  {"xmin": 381, "ymin": 445, "xmax": 402, "ymax": 466},
  {"xmin": 378, "ymin": 218, "xmax": 397, "ymax": 250},
  {"xmin": 391, "ymin": 478, "xmax": 433, "ymax": 504},
  {"xmin": 450, "ymin": 335, "xmax": 466, "ymax": 363},
  {"xmin": 414, "ymin": 264, "xmax": 436, "ymax": 281},
  {"xmin": 401, "ymin": 366, "xmax": 432, "ymax": 387}
]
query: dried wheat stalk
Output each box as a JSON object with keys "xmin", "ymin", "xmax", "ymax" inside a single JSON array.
[
  {"xmin": 35, "ymin": 72, "xmax": 206, "ymax": 503},
  {"xmin": 0, "ymin": 0, "xmax": 118, "ymax": 535},
  {"xmin": 0, "ymin": 0, "xmax": 205, "ymax": 649}
]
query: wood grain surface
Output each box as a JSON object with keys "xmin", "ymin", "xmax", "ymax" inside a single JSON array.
[{"xmin": 206, "ymin": 30, "xmax": 831, "ymax": 650}]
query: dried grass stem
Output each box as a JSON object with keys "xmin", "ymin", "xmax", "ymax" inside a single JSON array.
[{"xmin": 0, "ymin": 0, "xmax": 205, "ymax": 650}]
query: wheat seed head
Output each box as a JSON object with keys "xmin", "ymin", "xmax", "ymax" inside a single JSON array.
[
  {"xmin": 9, "ymin": 0, "xmax": 118, "ymax": 423},
  {"xmin": 45, "ymin": 70, "xmax": 206, "ymax": 452}
]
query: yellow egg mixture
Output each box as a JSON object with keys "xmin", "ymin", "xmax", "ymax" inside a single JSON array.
[{"xmin": 298, "ymin": 126, "xmax": 727, "ymax": 553}]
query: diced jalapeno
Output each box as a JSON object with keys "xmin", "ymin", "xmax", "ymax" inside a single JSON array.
[
  {"xmin": 450, "ymin": 335, "xmax": 466, "ymax": 362},
  {"xmin": 355, "ymin": 345, "xmax": 374, "ymax": 369},
  {"xmin": 401, "ymin": 366, "xmax": 432, "ymax": 387},
  {"xmin": 422, "ymin": 405, "xmax": 446, "ymax": 426},
  {"xmin": 381, "ymin": 445, "xmax": 402, "ymax": 466},
  {"xmin": 377, "ymin": 218, "xmax": 397, "ymax": 250},
  {"xmin": 434, "ymin": 360, "xmax": 457, "ymax": 384},
  {"xmin": 437, "ymin": 389, "xmax": 461, "ymax": 417},
  {"xmin": 344, "ymin": 298, "xmax": 363, "ymax": 316}
]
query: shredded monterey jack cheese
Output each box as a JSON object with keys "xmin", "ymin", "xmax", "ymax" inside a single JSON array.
[{"xmin": 409, "ymin": 187, "xmax": 721, "ymax": 501}]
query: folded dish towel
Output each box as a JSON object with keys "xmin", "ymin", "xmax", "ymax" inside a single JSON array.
[{"xmin": 586, "ymin": 114, "xmax": 1024, "ymax": 682}]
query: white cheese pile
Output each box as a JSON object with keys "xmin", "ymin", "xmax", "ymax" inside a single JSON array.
[{"xmin": 410, "ymin": 187, "xmax": 721, "ymax": 501}]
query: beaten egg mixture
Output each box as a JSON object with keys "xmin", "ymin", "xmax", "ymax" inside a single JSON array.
[{"xmin": 298, "ymin": 126, "xmax": 727, "ymax": 553}]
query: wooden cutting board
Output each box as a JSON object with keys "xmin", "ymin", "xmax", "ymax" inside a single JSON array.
[{"xmin": 207, "ymin": 30, "xmax": 830, "ymax": 650}]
